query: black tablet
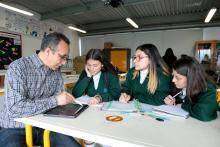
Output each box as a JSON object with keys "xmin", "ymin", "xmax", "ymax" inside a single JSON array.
[{"xmin": 43, "ymin": 103, "xmax": 89, "ymax": 118}]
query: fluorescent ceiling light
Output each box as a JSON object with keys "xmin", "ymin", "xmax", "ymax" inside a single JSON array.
[
  {"xmin": 68, "ymin": 26, "xmax": 87, "ymax": 33},
  {"xmin": 0, "ymin": 2, "xmax": 34, "ymax": 16},
  {"xmin": 204, "ymin": 7, "xmax": 217, "ymax": 23},
  {"xmin": 126, "ymin": 18, "xmax": 139, "ymax": 28}
]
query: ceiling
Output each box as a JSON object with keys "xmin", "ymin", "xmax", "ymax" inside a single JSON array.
[{"xmin": 1, "ymin": 0, "xmax": 220, "ymax": 36}]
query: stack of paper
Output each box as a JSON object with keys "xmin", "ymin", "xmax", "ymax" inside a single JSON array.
[
  {"xmin": 153, "ymin": 105, "xmax": 189, "ymax": 119},
  {"xmin": 101, "ymin": 101, "xmax": 138, "ymax": 112}
]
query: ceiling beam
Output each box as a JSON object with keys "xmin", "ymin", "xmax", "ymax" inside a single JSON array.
[
  {"xmin": 41, "ymin": 0, "xmax": 152, "ymax": 20},
  {"xmin": 78, "ymin": 11, "xmax": 220, "ymax": 36},
  {"xmin": 81, "ymin": 12, "xmax": 210, "ymax": 30},
  {"xmin": 78, "ymin": 0, "xmax": 89, "ymax": 10},
  {"xmin": 80, "ymin": 21, "xmax": 220, "ymax": 37}
]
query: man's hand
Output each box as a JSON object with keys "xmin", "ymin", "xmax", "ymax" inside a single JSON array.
[{"xmin": 56, "ymin": 91, "xmax": 75, "ymax": 105}]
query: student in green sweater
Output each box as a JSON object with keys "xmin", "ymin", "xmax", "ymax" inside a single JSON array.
[
  {"xmin": 72, "ymin": 49, "xmax": 120, "ymax": 105},
  {"xmin": 164, "ymin": 56, "xmax": 218, "ymax": 121},
  {"xmin": 119, "ymin": 44, "xmax": 171, "ymax": 105}
]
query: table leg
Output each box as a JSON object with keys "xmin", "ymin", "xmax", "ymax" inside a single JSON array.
[
  {"xmin": 43, "ymin": 130, "xmax": 50, "ymax": 147},
  {"xmin": 25, "ymin": 125, "xmax": 33, "ymax": 147}
]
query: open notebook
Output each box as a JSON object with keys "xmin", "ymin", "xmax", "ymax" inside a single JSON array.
[{"xmin": 153, "ymin": 105, "xmax": 189, "ymax": 119}]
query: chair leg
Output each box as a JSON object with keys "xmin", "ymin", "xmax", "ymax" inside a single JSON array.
[
  {"xmin": 43, "ymin": 130, "xmax": 51, "ymax": 147},
  {"xmin": 25, "ymin": 125, "xmax": 33, "ymax": 147}
]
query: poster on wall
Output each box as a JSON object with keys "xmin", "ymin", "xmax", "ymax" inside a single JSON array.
[
  {"xmin": 0, "ymin": 32, "xmax": 22, "ymax": 69},
  {"xmin": 5, "ymin": 10, "xmax": 64, "ymax": 38}
]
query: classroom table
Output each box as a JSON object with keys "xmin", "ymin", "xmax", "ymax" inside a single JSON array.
[{"xmin": 15, "ymin": 106, "xmax": 220, "ymax": 147}]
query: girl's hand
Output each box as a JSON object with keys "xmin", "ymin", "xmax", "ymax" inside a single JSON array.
[
  {"xmin": 119, "ymin": 93, "xmax": 131, "ymax": 103},
  {"xmin": 85, "ymin": 65, "xmax": 92, "ymax": 77},
  {"xmin": 89, "ymin": 95, "xmax": 101, "ymax": 105},
  {"xmin": 164, "ymin": 95, "xmax": 176, "ymax": 105}
]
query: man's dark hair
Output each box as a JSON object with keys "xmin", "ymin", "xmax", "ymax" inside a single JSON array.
[{"xmin": 40, "ymin": 32, "xmax": 70, "ymax": 52}]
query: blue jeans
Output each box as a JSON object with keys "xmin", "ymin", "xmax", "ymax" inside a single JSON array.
[{"xmin": 0, "ymin": 127, "xmax": 81, "ymax": 147}]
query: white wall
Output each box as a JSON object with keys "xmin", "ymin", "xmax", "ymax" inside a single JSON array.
[
  {"xmin": 81, "ymin": 35, "xmax": 104, "ymax": 54},
  {"xmin": 22, "ymin": 35, "xmax": 42, "ymax": 56},
  {"xmin": 69, "ymin": 31, "xmax": 80, "ymax": 58},
  {"xmin": 163, "ymin": 29, "xmax": 203, "ymax": 57},
  {"xmin": 0, "ymin": 8, "xmax": 5, "ymax": 27},
  {"xmin": 81, "ymin": 28, "xmax": 203, "ymax": 57},
  {"xmin": 203, "ymin": 27, "xmax": 220, "ymax": 40},
  {"xmin": 132, "ymin": 31, "xmax": 164, "ymax": 55}
]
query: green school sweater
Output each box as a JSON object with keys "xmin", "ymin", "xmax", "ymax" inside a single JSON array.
[
  {"xmin": 121, "ymin": 68, "xmax": 171, "ymax": 105},
  {"xmin": 72, "ymin": 70, "xmax": 120, "ymax": 102},
  {"xmin": 181, "ymin": 82, "xmax": 218, "ymax": 121}
]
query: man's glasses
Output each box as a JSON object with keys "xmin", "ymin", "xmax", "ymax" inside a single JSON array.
[
  {"xmin": 57, "ymin": 53, "xmax": 69, "ymax": 61},
  {"xmin": 49, "ymin": 47, "xmax": 69, "ymax": 61},
  {"xmin": 132, "ymin": 55, "xmax": 149, "ymax": 61}
]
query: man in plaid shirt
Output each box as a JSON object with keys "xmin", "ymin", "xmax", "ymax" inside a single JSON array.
[{"xmin": 0, "ymin": 32, "xmax": 81, "ymax": 147}]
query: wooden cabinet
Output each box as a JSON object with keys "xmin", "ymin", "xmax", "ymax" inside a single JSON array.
[
  {"xmin": 102, "ymin": 48, "xmax": 131, "ymax": 73},
  {"xmin": 195, "ymin": 40, "xmax": 220, "ymax": 71}
]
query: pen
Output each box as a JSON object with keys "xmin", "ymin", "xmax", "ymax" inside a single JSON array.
[{"xmin": 172, "ymin": 91, "xmax": 182, "ymax": 98}]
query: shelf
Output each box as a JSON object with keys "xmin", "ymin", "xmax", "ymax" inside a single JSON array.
[{"xmin": 195, "ymin": 40, "xmax": 220, "ymax": 71}]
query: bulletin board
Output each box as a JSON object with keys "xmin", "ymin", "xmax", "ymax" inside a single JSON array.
[{"xmin": 0, "ymin": 32, "xmax": 22, "ymax": 69}]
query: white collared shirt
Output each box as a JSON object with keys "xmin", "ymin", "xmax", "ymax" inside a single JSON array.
[
  {"xmin": 180, "ymin": 88, "xmax": 186, "ymax": 100},
  {"xmin": 140, "ymin": 69, "xmax": 148, "ymax": 84},
  {"xmin": 93, "ymin": 71, "xmax": 101, "ymax": 90}
]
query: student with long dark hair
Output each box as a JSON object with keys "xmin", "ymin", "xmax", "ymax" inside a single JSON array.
[
  {"xmin": 72, "ymin": 49, "xmax": 120, "ymax": 105},
  {"xmin": 164, "ymin": 56, "xmax": 218, "ymax": 121},
  {"xmin": 119, "ymin": 44, "xmax": 171, "ymax": 105},
  {"xmin": 162, "ymin": 48, "xmax": 177, "ymax": 69}
]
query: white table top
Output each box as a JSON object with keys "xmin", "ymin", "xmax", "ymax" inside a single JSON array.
[{"xmin": 15, "ymin": 106, "xmax": 220, "ymax": 147}]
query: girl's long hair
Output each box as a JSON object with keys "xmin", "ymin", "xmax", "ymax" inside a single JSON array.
[
  {"xmin": 133, "ymin": 44, "xmax": 170, "ymax": 93},
  {"xmin": 173, "ymin": 56, "xmax": 212, "ymax": 102}
]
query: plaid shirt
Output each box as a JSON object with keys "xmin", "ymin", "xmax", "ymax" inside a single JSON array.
[{"xmin": 0, "ymin": 54, "xmax": 64, "ymax": 128}]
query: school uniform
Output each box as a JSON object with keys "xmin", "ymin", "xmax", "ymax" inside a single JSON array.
[
  {"xmin": 181, "ymin": 82, "xmax": 218, "ymax": 121},
  {"xmin": 121, "ymin": 67, "xmax": 171, "ymax": 105},
  {"xmin": 72, "ymin": 70, "xmax": 120, "ymax": 102}
]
